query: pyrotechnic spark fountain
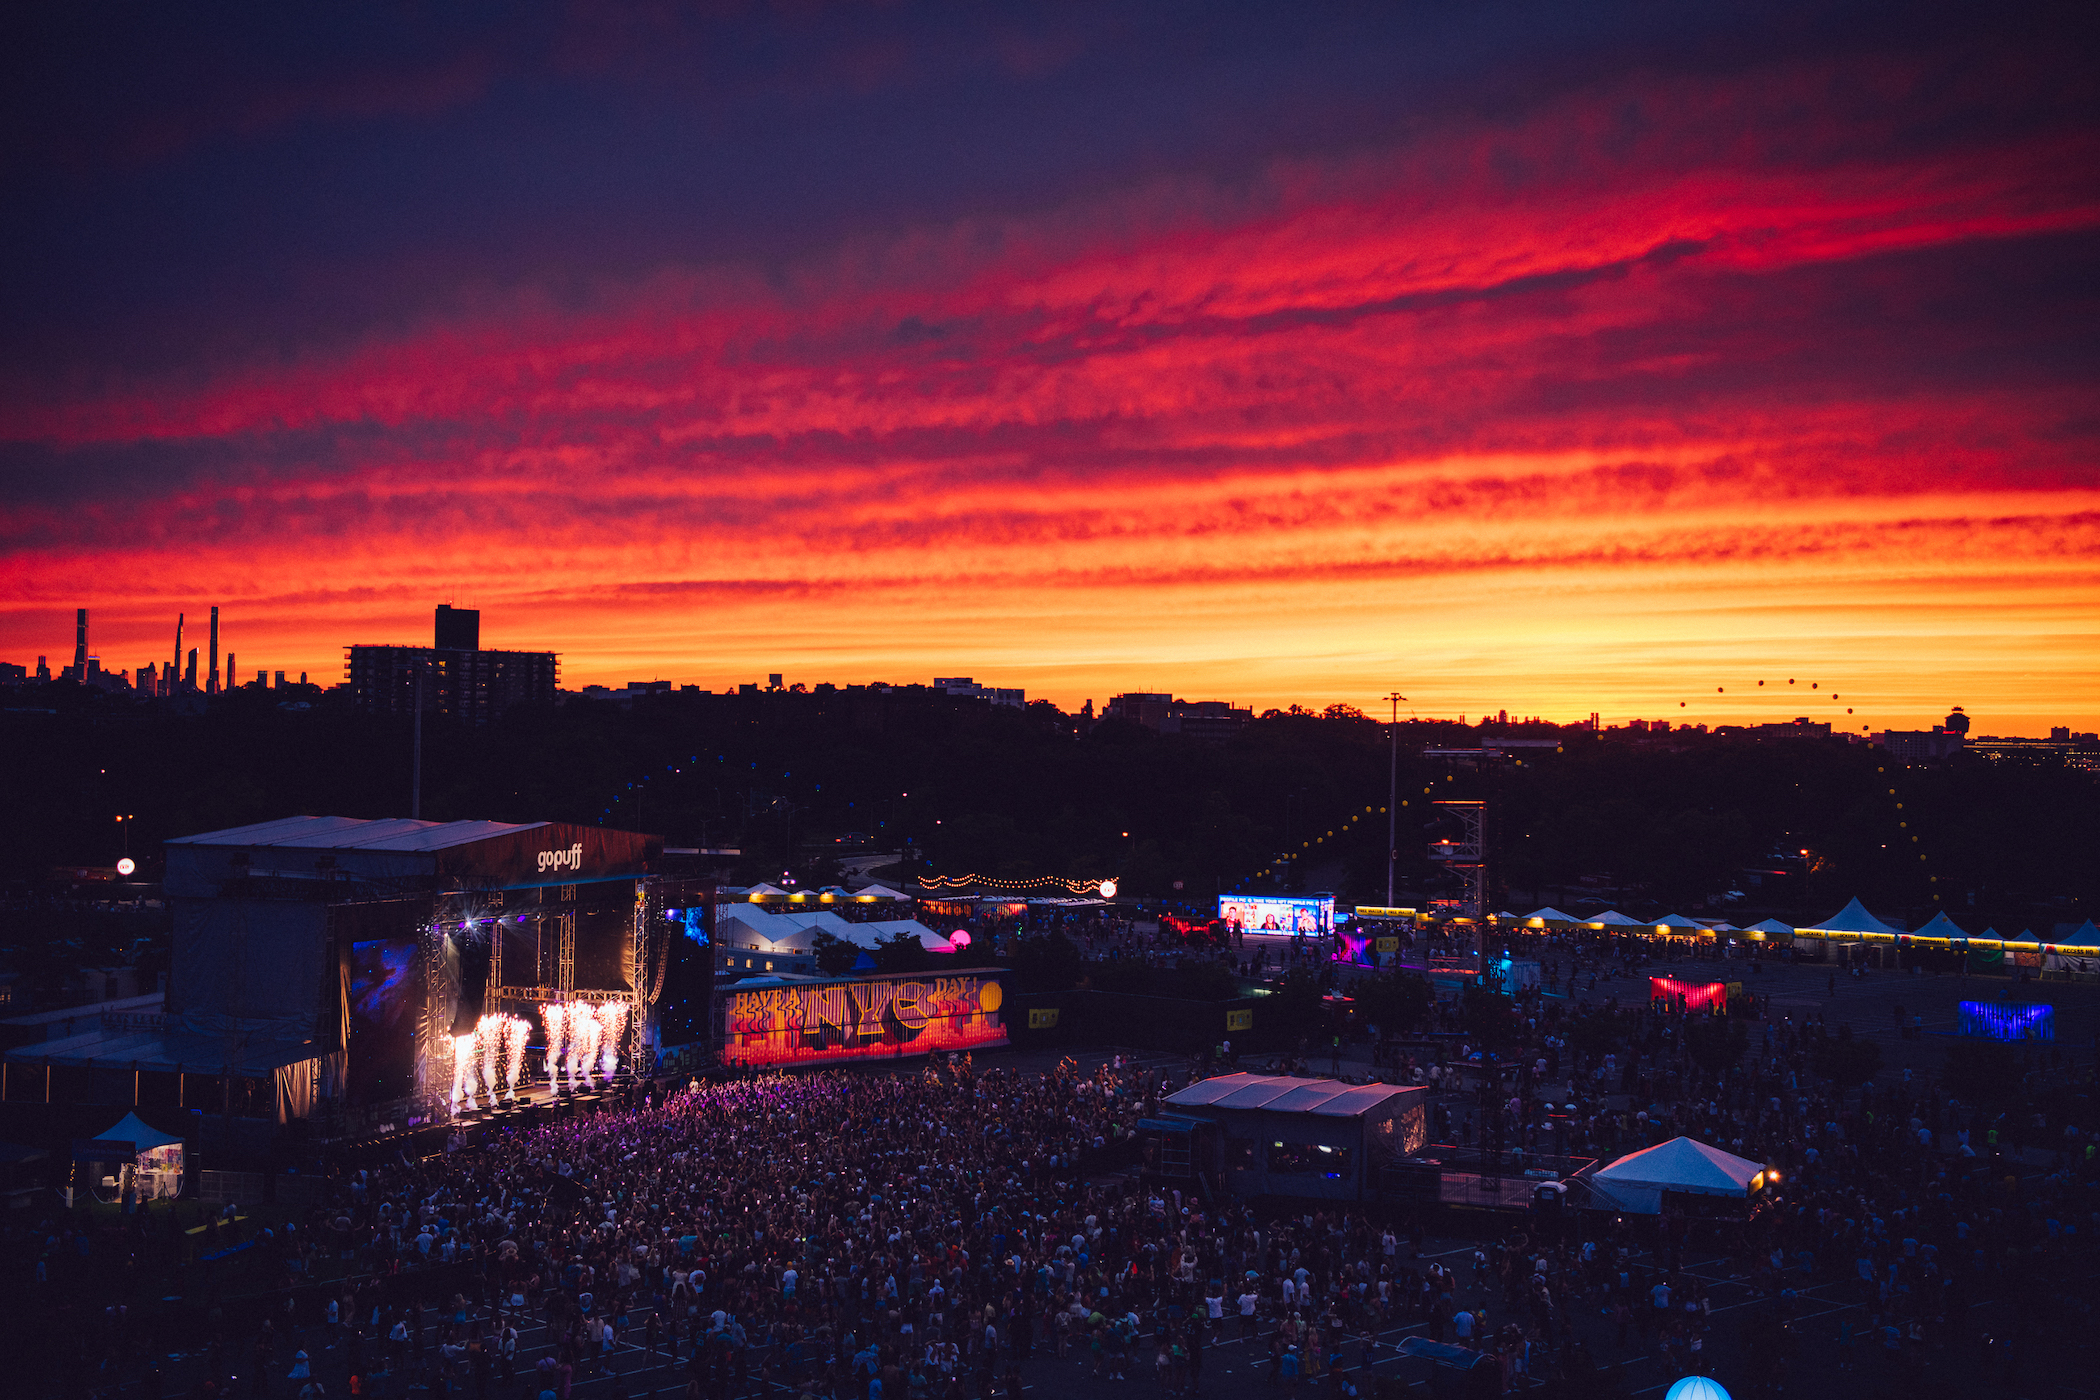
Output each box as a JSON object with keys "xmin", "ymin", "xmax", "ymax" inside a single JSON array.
[
  {"xmin": 596, "ymin": 1002, "xmax": 628, "ymax": 1079},
  {"xmin": 451, "ymin": 1033, "xmax": 477, "ymax": 1114},
  {"xmin": 503, "ymin": 1015, "xmax": 528, "ymax": 1097},
  {"xmin": 574, "ymin": 1009, "xmax": 602, "ymax": 1090},
  {"xmin": 540, "ymin": 1002, "xmax": 569, "ymax": 1091},
  {"xmin": 478, "ymin": 1014, "xmax": 502, "ymax": 1103}
]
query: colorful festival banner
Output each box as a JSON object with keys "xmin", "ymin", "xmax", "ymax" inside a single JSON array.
[{"xmin": 724, "ymin": 973, "xmax": 1007, "ymax": 1066}]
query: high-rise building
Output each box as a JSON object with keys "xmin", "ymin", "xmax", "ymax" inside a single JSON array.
[
  {"xmin": 172, "ymin": 613, "xmax": 184, "ymax": 688},
  {"xmin": 36, "ymin": 656, "xmax": 50, "ymax": 681},
  {"xmin": 207, "ymin": 607, "xmax": 220, "ymax": 695},
  {"xmin": 434, "ymin": 604, "xmax": 479, "ymax": 651},
  {"xmin": 70, "ymin": 608, "xmax": 87, "ymax": 681},
  {"xmin": 225, "ymin": 652, "xmax": 235, "ymax": 691},
  {"xmin": 346, "ymin": 605, "xmax": 558, "ymax": 722},
  {"xmin": 274, "ymin": 671, "xmax": 286, "ymax": 689},
  {"xmin": 184, "ymin": 648, "xmax": 199, "ymax": 689}
]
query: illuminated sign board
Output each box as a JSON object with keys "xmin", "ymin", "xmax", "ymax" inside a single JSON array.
[
  {"xmin": 1219, "ymin": 895, "xmax": 1334, "ymax": 936},
  {"xmin": 723, "ymin": 972, "xmax": 1007, "ymax": 1067},
  {"xmin": 1225, "ymin": 1008, "xmax": 1253, "ymax": 1032},
  {"xmin": 1028, "ymin": 1007, "xmax": 1060, "ymax": 1030}
]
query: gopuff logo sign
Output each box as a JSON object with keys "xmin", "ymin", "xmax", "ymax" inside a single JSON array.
[{"xmin": 537, "ymin": 843, "xmax": 585, "ymax": 875}]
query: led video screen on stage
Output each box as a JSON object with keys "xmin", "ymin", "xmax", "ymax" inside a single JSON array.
[
  {"xmin": 722, "ymin": 973, "xmax": 1007, "ymax": 1067},
  {"xmin": 1219, "ymin": 894, "xmax": 1335, "ymax": 936},
  {"xmin": 347, "ymin": 939, "xmax": 421, "ymax": 1104}
]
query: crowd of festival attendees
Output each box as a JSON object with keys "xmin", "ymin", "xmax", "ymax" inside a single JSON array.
[{"xmin": 21, "ymin": 920, "xmax": 2100, "ymax": 1400}]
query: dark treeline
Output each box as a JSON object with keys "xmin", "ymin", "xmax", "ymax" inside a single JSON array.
[{"xmin": 4, "ymin": 684, "xmax": 2093, "ymax": 932}]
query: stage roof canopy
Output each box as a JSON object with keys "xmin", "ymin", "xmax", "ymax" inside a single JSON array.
[
  {"xmin": 1165, "ymin": 1072, "xmax": 1412, "ymax": 1118},
  {"xmin": 164, "ymin": 815, "xmax": 659, "ymax": 895},
  {"xmin": 167, "ymin": 816, "xmax": 542, "ymax": 853}
]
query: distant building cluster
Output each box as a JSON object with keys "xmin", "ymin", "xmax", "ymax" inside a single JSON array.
[
  {"xmin": 0, "ymin": 606, "xmax": 310, "ymax": 699},
  {"xmin": 1866, "ymin": 707, "xmax": 2100, "ymax": 770},
  {"xmin": 6, "ymin": 612, "xmax": 2097, "ymax": 774},
  {"xmin": 1102, "ymin": 692, "xmax": 1254, "ymax": 739}
]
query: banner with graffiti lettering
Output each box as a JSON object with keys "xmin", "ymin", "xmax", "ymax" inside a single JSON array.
[{"xmin": 723, "ymin": 972, "xmax": 1008, "ymax": 1066}]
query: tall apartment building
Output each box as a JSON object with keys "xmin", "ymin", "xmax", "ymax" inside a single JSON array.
[{"xmin": 346, "ymin": 606, "xmax": 558, "ymax": 721}]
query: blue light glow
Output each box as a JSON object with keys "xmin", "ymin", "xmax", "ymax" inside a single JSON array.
[{"xmin": 1959, "ymin": 1000, "xmax": 2052, "ymax": 1041}]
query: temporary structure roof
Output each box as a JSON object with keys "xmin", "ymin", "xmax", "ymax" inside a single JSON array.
[
  {"xmin": 1593, "ymin": 1136, "xmax": 1764, "ymax": 1197},
  {"xmin": 854, "ymin": 885, "xmax": 910, "ymax": 899},
  {"xmin": 2058, "ymin": 919, "xmax": 2100, "ymax": 945},
  {"xmin": 1165, "ymin": 1072, "xmax": 1411, "ymax": 1119},
  {"xmin": 90, "ymin": 1111, "xmax": 183, "ymax": 1151},
  {"xmin": 6, "ymin": 1021, "xmax": 325, "ymax": 1076},
  {"xmin": 1652, "ymin": 913, "xmax": 1704, "ymax": 930},
  {"xmin": 165, "ymin": 815, "xmax": 548, "ymax": 853},
  {"xmin": 1584, "ymin": 910, "xmax": 1646, "ymax": 927},
  {"xmin": 1704, "ymin": 922, "xmax": 1740, "ymax": 933},
  {"xmin": 1801, "ymin": 898, "xmax": 1902, "ymax": 936},
  {"xmin": 1910, "ymin": 911, "xmax": 1969, "ymax": 939},
  {"xmin": 1742, "ymin": 918, "xmax": 1794, "ymax": 935},
  {"xmin": 742, "ymin": 882, "xmax": 790, "ymax": 897},
  {"xmin": 1524, "ymin": 907, "xmax": 1578, "ymax": 924},
  {"xmin": 715, "ymin": 909, "xmax": 953, "ymax": 953},
  {"xmin": 162, "ymin": 815, "xmax": 658, "ymax": 894}
]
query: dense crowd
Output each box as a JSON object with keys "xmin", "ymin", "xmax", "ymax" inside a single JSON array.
[{"xmin": 21, "ymin": 918, "xmax": 2100, "ymax": 1400}]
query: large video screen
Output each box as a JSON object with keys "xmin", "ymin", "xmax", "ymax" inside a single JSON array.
[
  {"xmin": 347, "ymin": 939, "xmax": 420, "ymax": 1105},
  {"xmin": 722, "ymin": 973, "xmax": 1008, "ymax": 1068},
  {"xmin": 1218, "ymin": 895, "xmax": 1335, "ymax": 936}
]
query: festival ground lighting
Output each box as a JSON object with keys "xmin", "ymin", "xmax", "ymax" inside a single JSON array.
[{"xmin": 1959, "ymin": 1000, "xmax": 2053, "ymax": 1041}]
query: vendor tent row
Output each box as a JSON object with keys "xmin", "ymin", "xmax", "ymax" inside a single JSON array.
[
  {"xmin": 712, "ymin": 907, "xmax": 973, "ymax": 976},
  {"xmin": 1499, "ymin": 897, "xmax": 2100, "ymax": 957}
]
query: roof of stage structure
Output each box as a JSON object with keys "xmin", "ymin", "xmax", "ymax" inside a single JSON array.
[
  {"xmin": 169, "ymin": 815, "xmax": 549, "ymax": 852},
  {"xmin": 164, "ymin": 815, "xmax": 661, "ymax": 896}
]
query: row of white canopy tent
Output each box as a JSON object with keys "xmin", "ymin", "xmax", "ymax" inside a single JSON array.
[
  {"xmin": 1514, "ymin": 907, "xmax": 1791, "ymax": 937},
  {"xmin": 727, "ymin": 882, "xmax": 911, "ymax": 901},
  {"xmin": 1800, "ymin": 896, "xmax": 2100, "ymax": 954}
]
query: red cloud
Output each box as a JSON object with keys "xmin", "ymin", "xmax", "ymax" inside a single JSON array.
[{"xmin": 2, "ymin": 44, "xmax": 2096, "ymax": 729}]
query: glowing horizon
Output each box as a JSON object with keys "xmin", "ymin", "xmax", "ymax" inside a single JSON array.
[{"xmin": 3, "ymin": 10, "xmax": 2095, "ymax": 735}]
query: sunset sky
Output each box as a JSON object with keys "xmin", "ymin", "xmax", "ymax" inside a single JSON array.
[{"xmin": 3, "ymin": 2, "xmax": 2096, "ymax": 732}]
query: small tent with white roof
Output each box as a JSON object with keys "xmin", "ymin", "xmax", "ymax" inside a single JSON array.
[
  {"xmin": 83, "ymin": 1111, "xmax": 185, "ymax": 1202},
  {"xmin": 1584, "ymin": 1136, "xmax": 1768, "ymax": 1214},
  {"xmin": 1523, "ymin": 907, "xmax": 1578, "ymax": 926},
  {"xmin": 1651, "ymin": 913, "xmax": 1705, "ymax": 934},
  {"xmin": 1583, "ymin": 910, "xmax": 1646, "ymax": 927},
  {"xmin": 1740, "ymin": 918, "xmax": 1794, "ymax": 941},
  {"xmin": 2059, "ymin": 919, "xmax": 2100, "ymax": 947},
  {"xmin": 1800, "ymin": 897, "xmax": 1903, "ymax": 936}
]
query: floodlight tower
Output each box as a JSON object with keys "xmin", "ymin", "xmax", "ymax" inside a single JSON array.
[
  {"xmin": 1385, "ymin": 692, "xmax": 1407, "ymax": 907},
  {"xmin": 1429, "ymin": 799, "xmax": 1488, "ymax": 967}
]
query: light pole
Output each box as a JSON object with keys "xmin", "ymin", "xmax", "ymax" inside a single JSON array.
[{"xmin": 1385, "ymin": 693, "xmax": 1406, "ymax": 907}]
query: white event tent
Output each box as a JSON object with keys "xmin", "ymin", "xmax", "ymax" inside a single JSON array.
[
  {"xmin": 1586, "ymin": 1136, "xmax": 1767, "ymax": 1214},
  {"xmin": 1798, "ymin": 897, "xmax": 1903, "ymax": 936}
]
